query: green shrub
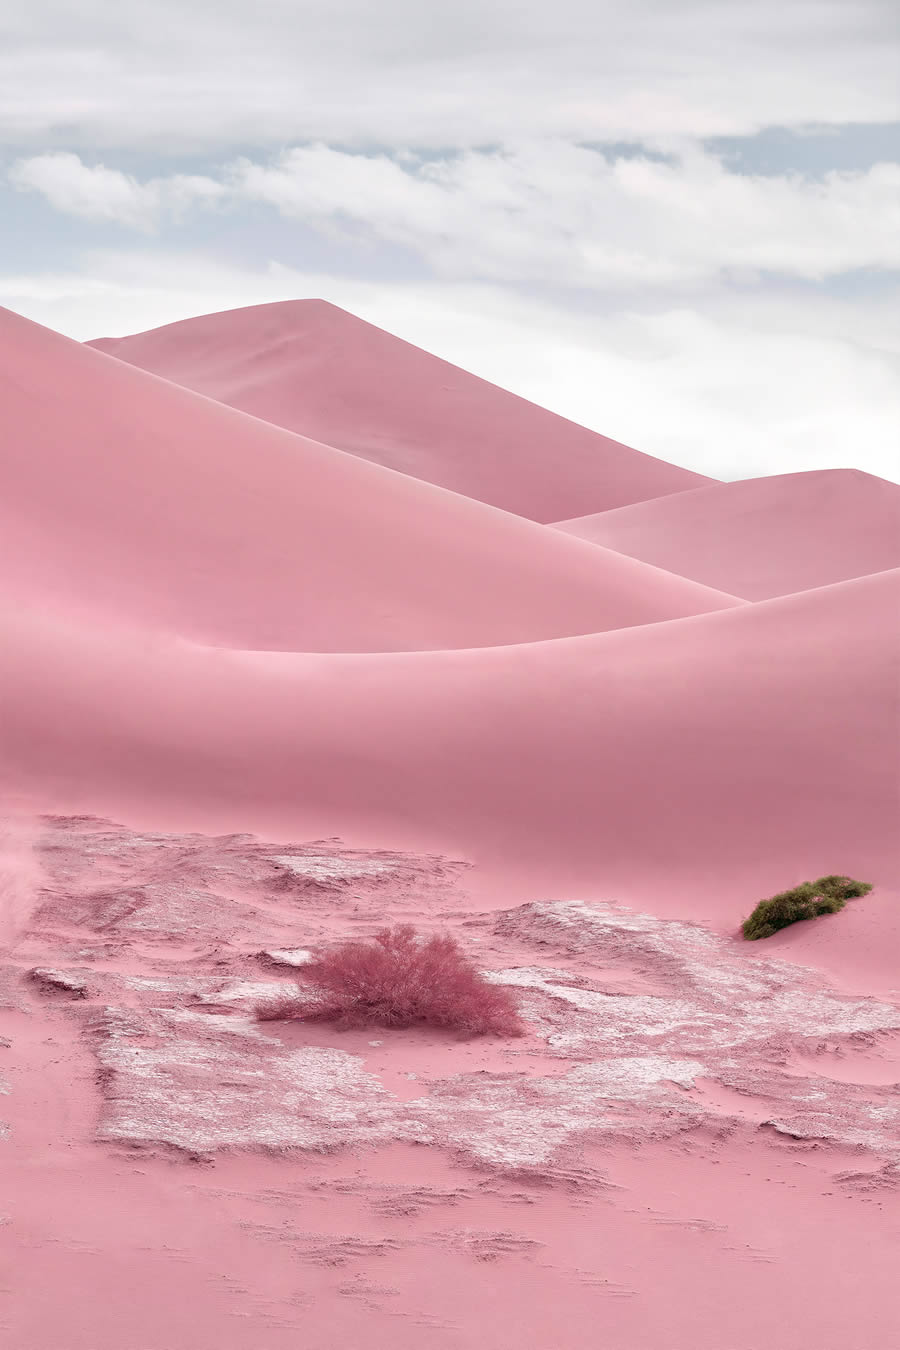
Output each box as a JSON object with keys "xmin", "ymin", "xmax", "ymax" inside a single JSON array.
[{"xmin": 742, "ymin": 875, "xmax": 872, "ymax": 941}]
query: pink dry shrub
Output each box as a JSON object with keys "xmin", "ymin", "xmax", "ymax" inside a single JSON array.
[{"xmin": 258, "ymin": 924, "xmax": 524, "ymax": 1037}]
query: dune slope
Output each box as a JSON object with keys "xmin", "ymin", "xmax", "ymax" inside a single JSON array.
[
  {"xmin": 88, "ymin": 299, "xmax": 714, "ymax": 521},
  {"xmin": 0, "ymin": 306, "xmax": 737, "ymax": 653},
  {"xmin": 1, "ymin": 569, "xmax": 895, "ymax": 923},
  {"xmin": 555, "ymin": 469, "xmax": 900, "ymax": 599}
]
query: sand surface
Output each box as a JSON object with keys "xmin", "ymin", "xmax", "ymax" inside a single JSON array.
[
  {"xmin": 1, "ymin": 301, "xmax": 898, "ymax": 1348},
  {"xmin": 2, "ymin": 306, "xmax": 736, "ymax": 653},
  {"xmin": 556, "ymin": 468, "xmax": 900, "ymax": 599},
  {"xmin": 89, "ymin": 298, "xmax": 712, "ymax": 521}
]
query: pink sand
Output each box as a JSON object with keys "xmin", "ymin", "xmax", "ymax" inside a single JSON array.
[
  {"xmin": 1, "ymin": 306, "xmax": 736, "ymax": 652},
  {"xmin": 556, "ymin": 467, "xmax": 900, "ymax": 599},
  {"xmin": 1, "ymin": 301, "xmax": 899, "ymax": 1349},
  {"xmin": 1, "ymin": 567, "xmax": 895, "ymax": 916},
  {"xmin": 89, "ymin": 298, "xmax": 713, "ymax": 521}
]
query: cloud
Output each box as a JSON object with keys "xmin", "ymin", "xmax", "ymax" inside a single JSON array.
[
  {"xmin": 16, "ymin": 143, "xmax": 900, "ymax": 286},
  {"xmin": 1, "ymin": 1, "xmax": 898, "ymax": 151},
  {"xmin": 4, "ymin": 3, "xmax": 899, "ymax": 489},
  {"xmin": 8, "ymin": 152, "xmax": 224, "ymax": 229},
  {"xmin": 3, "ymin": 249, "xmax": 898, "ymax": 485},
  {"xmin": 230, "ymin": 142, "xmax": 900, "ymax": 285}
]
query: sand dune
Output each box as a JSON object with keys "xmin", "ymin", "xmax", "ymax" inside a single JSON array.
[
  {"xmin": 2, "ymin": 568, "xmax": 895, "ymax": 926},
  {"xmin": 3, "ymin": 298, "xmax": 899, "ymax": 1350},
  {"xmin": 555, "ymin": 468, "xmax": 900, "ymax": 599},
  {"xmin": 0, "ymin": 306, "xmax": 737, "ymax": 653},
  {"xmin": 88, "ymin": 299, "xmax": 713, "ymax": 521}
]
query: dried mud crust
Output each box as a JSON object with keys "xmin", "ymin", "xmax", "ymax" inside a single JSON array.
[{"xmin": 10, "ymin": 815, "xmax": 900, "ymax": 1183}]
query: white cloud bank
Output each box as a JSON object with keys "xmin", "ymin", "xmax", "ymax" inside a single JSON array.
[
  {"xmin": 12, "ymin": 144, "xmax": 900, "ymax": 287},
  {"xmin": 231, "ymin": 142, "xmax": 900, "ymax": 285},
  {"xmin": 8, "ymin": 153, "xmax": 223, "ymax": 230}
]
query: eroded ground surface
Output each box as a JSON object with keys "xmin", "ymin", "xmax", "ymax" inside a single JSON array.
[{"xmin": 3, "ymin": 815, "xmax": 900, "ymax": 1349}]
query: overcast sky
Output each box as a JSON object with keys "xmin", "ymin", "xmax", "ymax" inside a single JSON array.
[{"xmin": 2, "ymin": 0, "xmax": 898, "ymax": 483}]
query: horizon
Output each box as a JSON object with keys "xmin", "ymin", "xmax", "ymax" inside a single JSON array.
[
  {"xmin": 6, "ymin": 290, "xmax": 900, "ymax": 488},
  {"xmin": 1, "ymin": 0, "xmax": 898, "ymax": 485}
]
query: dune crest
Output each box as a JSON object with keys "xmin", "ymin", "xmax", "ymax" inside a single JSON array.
[
  {"xmin": 0, "ymin": 305, "xmax": 737, "ymax": 653},
  {"xmin": 556, "ymin": 468, "xmax": 900, "ymax": 599},
  {"xmin": 1, "ymin": 568, "xmax": 895, "ymax": 922},
  {"xmin": 89, "ymin": 298, "xmax": 713, "ymax": 521}
]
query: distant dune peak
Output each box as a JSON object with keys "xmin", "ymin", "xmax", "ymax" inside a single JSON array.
[
  {"xmin": 1, "ymin": 304, "xmax": 737, "ymax": 656},
  {"xmin": 88, "ymin": 298, "xmax": 713, "ymax": 522},
  {"xmin": 555, "ymin": 467, "xmax": 900, "ymax": 600}
]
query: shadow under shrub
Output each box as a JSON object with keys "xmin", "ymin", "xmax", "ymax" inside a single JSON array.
[
  {"xmin": 257, "ymin": 924, "xmax": 524, "ymax": 1037},
  {"xmin": 742, "ymin": 875, "xmax": 872, "ymax": 941}
]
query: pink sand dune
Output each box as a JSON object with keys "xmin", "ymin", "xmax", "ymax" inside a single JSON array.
[
  {"xmin": 1, "ymin": 568, "xmax": 896, "ymax": 944},
  {"xmin": 4, "ymin": 297, "xmax": 900, "ymax": 1350},
  {"xmin": 88, "ymin": 299, "xmax": 713, "ymax": 521},
  {"xmin": 0, "ymin": 306, "xmax": 738, "ymax": 653},
  {"xmin": 555, "ymin": 468, "xmax": 900, "ymax": 599}
]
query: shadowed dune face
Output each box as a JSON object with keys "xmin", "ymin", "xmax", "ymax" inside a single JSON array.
[
  {"xmin": 555, "ymin": 469, "xmax": 900, "ymax": 599},
  {"xmin": 0, "ymin": 306, "xmax": 738, "ymax": 653},
  {"xmin": 3, "ymin": 298, "xmax": 900, "ymax": 1350},
  {"xmin": 88, "ymin": 298, "xmax": 713, "ymax": 521}
]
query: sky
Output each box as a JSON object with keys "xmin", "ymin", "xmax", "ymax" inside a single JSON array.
[{"xmin": 1, "ymin": 0, "xmax": 898, "ymax": 483}]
